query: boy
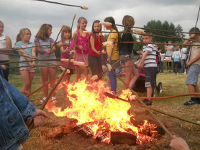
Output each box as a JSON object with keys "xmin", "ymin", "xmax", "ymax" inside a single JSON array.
[
  {"xmin": 0, "ymin": 66, "xmax": 48, "ymax": 150},
  {"xmin": 137, "ymin": 32, "xmax": 157, "ymax": 105},
  {"xmin": 183, "ymin": 27, "xmax": 200, "ymax": 106}
]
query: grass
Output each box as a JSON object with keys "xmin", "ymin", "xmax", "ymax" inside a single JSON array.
[{"xmin": 9, "ymin": 70, "xmax": 200, "ymax": 150}]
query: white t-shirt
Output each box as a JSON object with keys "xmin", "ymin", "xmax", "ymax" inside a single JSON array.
[{"xmin": 0, "ymin": 36, "xmax": 9, "ymax": 61}]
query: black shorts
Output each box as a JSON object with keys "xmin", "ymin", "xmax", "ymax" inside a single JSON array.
[{"xmin": 145, "ymin": 67, "xmax": 157, "ymax": 88}]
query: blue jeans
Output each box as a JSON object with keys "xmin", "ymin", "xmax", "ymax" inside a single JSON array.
[
  {"xmin": 0, "ymin": 66, "xmax": 36, "ymax": 150},
  {"xmin": 181, "ymin": 59, "xmax": 186, "ymax": 73}
]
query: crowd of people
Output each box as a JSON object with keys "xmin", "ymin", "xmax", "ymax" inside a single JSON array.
[{"xmin": 0, "ymin": 15, "xmax": 199, "ymax": 149}]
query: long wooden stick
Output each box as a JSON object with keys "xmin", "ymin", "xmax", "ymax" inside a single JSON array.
[
  {"xmin": 113, "ymin": 72, "xmax": 174, "ymax": 138},
  {"xmin": 33, "ymin": 0, "xmax": 88, "ymax": 10},
  {"xmin": 104, "ymin": 92, "xmax": 200, "ymax": 126},
  {"xmin": 29, "ymin": 52, "xmax": 74, "ymax": 131}
]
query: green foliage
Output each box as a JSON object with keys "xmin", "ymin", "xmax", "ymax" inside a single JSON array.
[{"xmin": 143, "ymin": 20, "xmax": 185, "ymax": 43}]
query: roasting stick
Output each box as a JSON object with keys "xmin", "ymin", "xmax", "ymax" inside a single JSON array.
[
  {"xmin": 113, "ymin": 72, "xmax": 174, "ymax": 138},
  {"xmin": 33, "ymin": 0, "xmax": 88, "ymax": 10},
  {"xmin": 29, "ymin": 52, "xmax": 74, "ymax": 131},
  {"xmin": 104, "ymin": 92, "xmax": 200, "ymax": 126}
]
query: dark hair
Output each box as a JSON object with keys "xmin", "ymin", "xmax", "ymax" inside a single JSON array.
[
  {"xmin": 189, "ymin": 27, "xmax": 200, "ymax": 34},
  {"xmin": 104, "ymin": 17, "xmax": 118, "ymax": 32},
  {"xmin": 92, "ymin": 20, "xmax": 102, "ymax": 34}
]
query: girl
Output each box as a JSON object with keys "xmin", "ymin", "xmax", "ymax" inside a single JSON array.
[
  {"xmin": 103, "ymin": 16, "xmax": 119, "ymax": 94},
  {"xmin": 119, "ymin": 15, "xmax": 139, "ymax": 89},
  {"xmin": 0, "ymin": 21, "xmax": 12, "ymax": 81},
  {"xmin": 35, "ymin": 24, "xmax": 57, "ymax": 103},
  {"xmin": 58, "ymin": 26, "xmax": 75, "ymax": 97},
  {"xmin": 172, "ymin": 45, "xmax": 181, "ymax": 75},
  {"xmin": 72, "ymin": 17, "xmax": 90, "ymax": 82},
  {"xmin": 88, "ymin": 20, "xmax": 104, "ymax": 81},
  {"xmin": 15, "ymin": 28, "xmax": 36, "ymax": 95}
]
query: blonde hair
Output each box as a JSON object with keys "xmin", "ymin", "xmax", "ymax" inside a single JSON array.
[
  {"xmin": 122, "ymin": 15, "xmax": 135, "ymax": 31},
  {"xmin": 36, "ymin": 24, "xmax": 52, "ymax": 40},
  {"xmin": 61, "ymin": 26, "xmax": 71, "ymax": 41},
  {"xmin": 16, "ymin": 28, "xmax": 31, "ymax": 43},
  {"xmin": 77, "ymin": 17, "xmax": 87, "ymax": 29}
]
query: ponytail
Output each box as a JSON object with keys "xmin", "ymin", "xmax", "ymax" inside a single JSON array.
[{"xmin": 16, "ymin": 33, "xmax": 22, "ymax": 43}]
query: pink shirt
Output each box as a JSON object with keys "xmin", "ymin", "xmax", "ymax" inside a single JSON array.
[
  {"xmin": 75, "ymin": 30, "xmax": 90, "ymax": 54},
  {"xmin": 59, "ymin": 40, "xmax": 75, "ymax": 69},
  {"xmin": 89, "ymin": 34, "xmax": 104, "ymax": 57}
]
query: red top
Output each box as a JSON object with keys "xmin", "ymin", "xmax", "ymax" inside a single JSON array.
[{"xmin": 89, "ymin": 34, "xmax": 104, "ymax": 57}]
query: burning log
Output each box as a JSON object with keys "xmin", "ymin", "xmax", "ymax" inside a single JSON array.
[
  {"xmin": 96, "ymin": 130, "xmax": 110, "ymax": 142},
  {"xmin": 110, "ymin": 131, "xmax": 137, "ymax": 146},
  {"xmin": 78, "ymin": 125, "xmax": 94, "ymax": 138}
]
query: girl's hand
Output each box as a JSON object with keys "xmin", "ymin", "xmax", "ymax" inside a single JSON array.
[
  {"xmin": 107, "ymin": 57, "xmax": 111, "ymax": 63},
  {"xmin": 63, "ymin": 47, "xmax": 69, "ymax": 53},
  {"xmin": 96, "ymin": 51, "xmax": 101, "ymax": 55},
  {"xmin": 137, "ymin": 62, "xmax": 143, "ymax": 69},
  {"xmin": 1, "ymin": 65, "xmax": 6, "ymax": 70},
  {"xmin": 78, "ymin": 45, "xmax": 83, "ymax": 50},
  {"xmin": 125, "ymin": 55, "xmax": 130, "ymax": 59}
]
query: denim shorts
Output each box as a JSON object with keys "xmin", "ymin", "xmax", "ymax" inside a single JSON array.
[
  {"xmin": 186, "ymin": 64, "xmax": 200, "ymax": 85},
  {"xmin": 120, "ymin": 53, "xmax": 134, "ymax": 64}
]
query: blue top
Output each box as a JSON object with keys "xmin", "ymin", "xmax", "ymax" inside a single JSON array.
[
  {"xmin": 0, "ymin": 66, "xmax": 36, "ymax": 150},
  {"xmin": 15, "ymin": 41, "xmax": 35, "ymax": 67}
]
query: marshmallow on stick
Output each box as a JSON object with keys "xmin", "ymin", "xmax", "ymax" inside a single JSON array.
[
  {"xmin": 101, "ymin": 49, "xmax": 106, "ymax": 54},
  {"xmin": 83, "ymin": 31, "xmax": 91, "ymax": 34},
  {"xmin": 81, "ymin": 6, "xmax": 88, "ymax": 10},
  {"xmin": 103, "ymin": 42, "xmax": 113, "ymax": 46},
  {"xmin": 133, "ymin": 29, "xmax": 145, "ymax": 35},
  {"xmin": 73, "ymin": 61, "xmax": 86, "ymax": 66},
  {"xmin": 99, "ymin": 22, "xmax": 112, "ymax": 26},
  {"xmin": 61, "ymin": 59, "xmax": 74, "ymax": 62},
  {"xmin": 57, "ymin": 43, "xmax": 70, "ymax": 47}
]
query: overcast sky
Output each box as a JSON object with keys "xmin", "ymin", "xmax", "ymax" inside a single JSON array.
[{"xmin": 0, "ymin": 0, "xmax": 199, "ymax": 45}]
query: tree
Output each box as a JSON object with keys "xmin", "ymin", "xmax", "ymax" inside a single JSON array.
[{"xmin": 143, "ymin": 20, "xmax": 185, "ymax": 44}]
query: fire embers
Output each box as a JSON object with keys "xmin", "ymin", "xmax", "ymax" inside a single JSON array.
[{"xmin": 45, "ymin": 79, "xmax": 165, "ymax": 146}]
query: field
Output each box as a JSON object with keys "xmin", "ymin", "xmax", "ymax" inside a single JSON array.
[{"xmin": 9, "ymin": 71, "xmax": 200, "ymax": 150}]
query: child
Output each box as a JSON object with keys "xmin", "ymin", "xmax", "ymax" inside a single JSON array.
[
  {"xmin": 181, "ymin": 47, "xmax": 188, "ymax": 74},
  {"xmin": 0, "ymin": 20, "xmax": 12, "ymax": 81},
  {"xmin": 165, "ymin": 41, "xmax": 174, "ymax": 72},
  {"xmin": 137, "ymin": 32, "xmax": 157, "ymax": 105},
  {"xmin": 183, "ymin": 27, "xmax": 200, "ymax": 106},
  {"xmin": 103, "ymin": 16, "xmax": 119, "ymax": 94},
  {"xmin": 72, "ymin": 17, "xmax": 90, "ymax": 82},
  {"xmin": 58, "ymin": 26, "xmax": 75, "ymax": 97},
  {"xmin": 15, "ymin": 28, "xmax": 36, "ymax": 95},
  {"xmin": 35, "ymin": 24, "xmax": 57, "ymax": 103},
  {"xmin": 172, "ymin": 45, "xmax": 181, "ymax": 75},
  {"xmin": 88, "ymin": 20, "xmax": 104, "ymax": 81},
  {"xmin": 159, "ymin": 49, "xmax": 165, "ymax": 73},
  {"xmin": 0, "ymin": 66, "xmax": 48, "ymax": 150},
  {"xmin": 119, "ymin": 15, "xmax": 139, "ymax": 89}
]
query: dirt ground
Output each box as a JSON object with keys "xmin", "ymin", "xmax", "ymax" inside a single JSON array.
[{"xmin": 19, "ymin": 74, "xmax": 200, "ymax": 150}]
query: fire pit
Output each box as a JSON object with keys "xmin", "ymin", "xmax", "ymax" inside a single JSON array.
[{"xmin": 45, "ymin": 80, "xmax": 165, "ymax": 146}]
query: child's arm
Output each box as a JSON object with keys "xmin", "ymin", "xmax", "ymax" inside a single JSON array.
[
  {"xmin": 107, "ymin": 38, "xmax": 115, "ymax": 62},
  {"xmin": 186, "ymin": 47, "xmax": 200, "ymax": 67},
  {"xmin": 90, "ymin": 36, "xmax": 100, "ymax": 55},
  {"xmin": 35, "ymin": 42, "xmax": 48, "ymax": 54},
  {"xmin": 31, "ymin": 46, "xmax": 36, "ymax": 66},
  {"xmin": 6, "ymin": 36, "xmax": 12, "ymax": 49},
  {"xmin": 137, "ymin": 51, "xmax": 150, "ymax": 68}
]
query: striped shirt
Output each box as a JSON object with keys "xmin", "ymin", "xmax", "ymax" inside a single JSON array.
[{"xmin": 142, "ymin": 44, "xmax": 157, "ymax": 68}]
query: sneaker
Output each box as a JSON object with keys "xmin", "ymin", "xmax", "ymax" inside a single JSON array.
[
  {"xmin": 177, "ymin": 73, "xmax": 179, "ymax": 75},
  {"xmin": 184, "ymin": 98, "xmax": 198, "ymax": 106},
  {"xmin": 142, "ymin": 99, "xmax": 152, "ymax": 105},
  {"xmin": 39, "ymin": 97, "xmax": 46, "ymax": 104},
  {"xmin": 183, "ymin": 72, "xmax": 186, "ymax": 74},
  {"xmin": 52, "ymin": 97, "xmax": 57, "ymax": 103}
]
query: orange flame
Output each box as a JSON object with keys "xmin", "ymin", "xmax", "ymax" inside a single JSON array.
[{"xmin": 45, "ymin": 79, "xmax": 157, "ymax": 144}]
